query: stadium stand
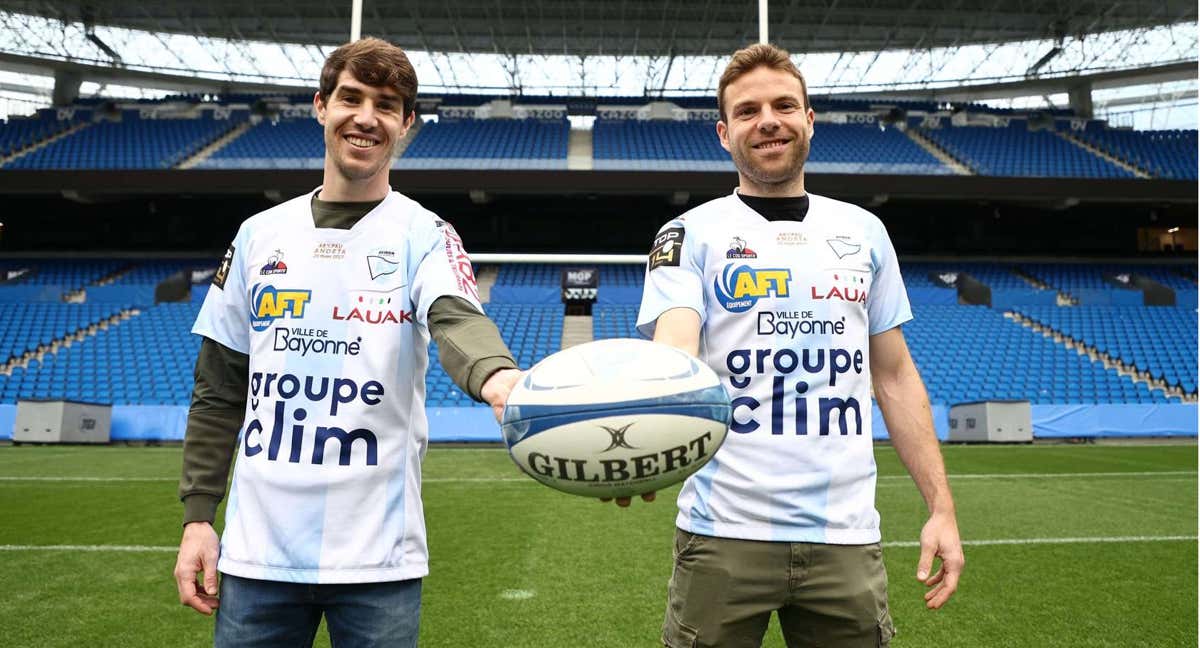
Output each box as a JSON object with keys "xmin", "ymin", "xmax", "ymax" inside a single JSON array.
[
  {"xmin": 4, "ymin": 260, "xmax": 126, "ymax": 290},
  {"xmin": 920, "ymin": 122, "xmax": 1135, "ymax": 178},
  {"xmin": 593, "ymin": 300, "xmax": 1190, "ymax": 405},
  {"xmin": 6, "ymin": 112, "xmax": 242, "ymax": 170},
  {"xmin": 593, "ymin": 120, "xmax": 950, "ymax": 174},
  {"xmin": 0, "ymin": 110, "xmax": 84, "ymax": 158},
  {"xmin": 396, "ymin": 118, "xmax": 569, "ymax": 169},
  {"xmin": 1077, "ymin": 127, "xmax": 1198, "ymax": 180},
  {"xmin": 1015, "ymin": 306, "xmax": 1198, "ymax": 394},
  {"xmin": 0, "ymin": 303, "xmax": 127, "ymax": 372},
  {"xmin": 198, "ymin": 117, "xmax": 325, "ymax": 169},
  {"xmin": 425, "ymin": 303, "xmax": 564, "ymax": 406},
  {"xmin": 0, "ymin": 303, "xmax": 200, "ymax": 405},
  {"xmin": 902, "ymin": 305, "xmax": 1179, "ymax": 404}
]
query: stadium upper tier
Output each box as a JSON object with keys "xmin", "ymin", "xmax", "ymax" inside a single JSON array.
[
  {"xmin": 396, "ymin": 118, "xmax": 570, "ymax": 169},
  {"xmin": 6, "ymin": 111, "xmax": 240, "ymax": 170},
  {"xmin": 920, "ymin": 122, "xmax": 1134, "ymax": 178},
  {"xmin": 1, "ymin": 98, "xmax": 1193, "ymax": 178},
  {"xmin": 593, "ymin": 120, "xmax": 950, "ymax": 174},
  {"xmin": 1077, "ymin": 127, "xmax": 1198, "ymax": 180}
]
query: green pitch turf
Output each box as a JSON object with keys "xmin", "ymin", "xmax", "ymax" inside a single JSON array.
[{"xmin": 0, "ymin": 443, "xmax": 1195, "ymax": 647}]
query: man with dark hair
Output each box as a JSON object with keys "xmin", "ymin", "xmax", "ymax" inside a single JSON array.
[
  {"xmin": 635, "ymin": 43, "xmax": 965, "ymax": 647},
  {"xmin": 173, "ymin": 37, "xmax": 522, "ymax": 647}
]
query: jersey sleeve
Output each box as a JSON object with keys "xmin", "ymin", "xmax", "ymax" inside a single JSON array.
[
  {"xmin": 866, "ymin": 219, "xmax": 913, "ymax": 335},
  {"xmin": 636, "ymin": 219, "xmax": 706, "ymax": 339},
  {"xmin": 410, "ymin": 218, "xmax": 484, "ymax": 325},
  {"xmin": 192, "ymin": 226, "xmax": 252, "ymax": 353}
]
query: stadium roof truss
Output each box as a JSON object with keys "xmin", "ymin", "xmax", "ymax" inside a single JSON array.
[
  {"xmin": 0, "ymin": 1, "xmax": 1195, "ymax": 126},
  {"xmin": 2, "ymin": 0, "xmax": 1195, "ymax": 57}
]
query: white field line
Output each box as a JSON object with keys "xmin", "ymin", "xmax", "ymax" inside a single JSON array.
[
  {"xmin": 1, "ymin": 535, "xmax": 1194, "ymax": 554},
  {"xmin": 882, "ymin": 535, "xmax": 1197, "ymax": 548},
  {"xmin": 1, "ymin": 470, "xmax": 1193, "ymax": 484}
]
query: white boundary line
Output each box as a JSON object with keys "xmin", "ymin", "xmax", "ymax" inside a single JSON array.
[
  {"xmin": 1, "ymin": 535, "xmax": 1194, "ymax": 554},
  {"xmin": 883, "ymin": 535, "xmax": 1197, "ymax": 548},
  {"xmin": 1, "ymin": 470, "xmax": 1194, "ymax": 483}
]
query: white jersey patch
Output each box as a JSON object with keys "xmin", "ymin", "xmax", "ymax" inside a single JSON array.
[
  {"xmin": 193, "ymin": 187, "xmax": 482, "ymax": 583},
  {"xmin": 637, "ymin": 191, "xmax": 912, "ymax": 544}
]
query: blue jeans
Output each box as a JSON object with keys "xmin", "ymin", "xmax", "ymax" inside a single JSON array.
[{"xmin": 214, "ymin": 574, "xmax": 421, "ymax": 648}]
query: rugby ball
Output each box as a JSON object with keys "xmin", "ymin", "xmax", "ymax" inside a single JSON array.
[{"xmin": 501, "ymin": 338, "xmax": 731, "ymax": 499}]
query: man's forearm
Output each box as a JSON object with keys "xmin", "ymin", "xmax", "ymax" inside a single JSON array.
[
  {"xmin": 428, "ymin": 296, "xmax": 518, "ymax": 401},
  {"xmin": 179, "ymin": 338, "xmax": 249, "ymax": 525},
  {"xmin": 875, "ymin": 368, "xmax": 954, "ymax": 514}
]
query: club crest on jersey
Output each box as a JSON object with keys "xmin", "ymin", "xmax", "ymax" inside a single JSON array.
[
  {"xmin": 714, "ymin": 264, "xmax": 791, "ymax": 313},
  {"xmin": 260, "ymin": 249, "xmax": 288, "ymax": 275},
  {"xmin": 726, "ymin": 237, "xmax": 757, "ymax": 259},
  {"xmin": 250, "ymin": 284, "xmax": 311, "ymax": 331},
  {"xmin": 367, "ymin": 254, "xmax": 399, "ymax": 281},
  {"xmin": 811, "ymin": 273, "xmax": 868, "ymax": 304},
  {"xmin": 827, "ymin": 238, "xmax": 861, "ymax": 259}
]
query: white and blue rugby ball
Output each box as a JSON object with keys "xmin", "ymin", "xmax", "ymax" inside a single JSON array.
[{"xmin": 501, "ymin": 338, "xmax": 731, "ymax": 499}]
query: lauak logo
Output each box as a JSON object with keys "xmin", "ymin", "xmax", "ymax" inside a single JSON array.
[
  {"xmin": 250, "ymin": 284, "xmax": 311, "ymax": 331},
  {"xmin": 714, "ymin": 264, "xmax": 792, "ymax": 313},
  {"xmin": 332, "ymin": 290, "xmax": 413, "ymax": 325},
  {"xmin": 811, "ymin": 273, "xmax": 868, "ymax": 304},
  {"xmin": 260, "ymin": 249, "xmax": 288, "ymax": 275}
]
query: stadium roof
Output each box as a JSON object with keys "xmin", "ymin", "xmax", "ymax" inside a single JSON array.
[{"xmin": 2, "ymin": 0, "xmax": 1195, "ymax": 56}]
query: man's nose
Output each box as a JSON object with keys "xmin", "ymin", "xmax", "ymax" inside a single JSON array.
[
  {"xmin": 354, "ymin": 102, "xmax": 379, "ymax": 129},
  {"xmin": 757, "ymin": 106, "xmax": 780, "ymax": 132}
]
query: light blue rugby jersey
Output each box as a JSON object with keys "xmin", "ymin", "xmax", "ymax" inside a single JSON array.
[
  {"xmin": 193, "ymin": 187, "xmax": 483, "ymax": 583},
  {"xmin": 637, "ymin": 190, "xmax": 912, "ymax": 544}
]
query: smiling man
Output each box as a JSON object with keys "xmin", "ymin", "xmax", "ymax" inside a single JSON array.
[
  {"xmin": 633, "ymin": 44, "xmax": 965, "ymax": 647},
  {"xmin": 173, "ymin": 38, "xmax": 522, "ymax": 648}
]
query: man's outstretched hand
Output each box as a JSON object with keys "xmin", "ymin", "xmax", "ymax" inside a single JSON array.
[{"xmin": 482, "ymin": 368, "xmax": 523, "ymax": 423}]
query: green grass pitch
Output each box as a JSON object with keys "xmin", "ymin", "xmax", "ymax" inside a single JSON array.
[{"xmin": 0, "ymin": 443, "xmax": 1195, "ymax": 647}]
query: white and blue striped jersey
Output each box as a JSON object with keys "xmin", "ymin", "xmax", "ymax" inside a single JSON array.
[
  {"xmin": 193, "ymin": 187, "xmax": 482, "ymax": 583},
  {"xmin": 637, "ymin": 191, "xmax": 911, "ymax": 544}
]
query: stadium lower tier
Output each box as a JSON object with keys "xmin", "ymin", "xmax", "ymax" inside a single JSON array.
[{"xmin": 0, "ymin": 292, "xmax": 1195, "ymax": 441}]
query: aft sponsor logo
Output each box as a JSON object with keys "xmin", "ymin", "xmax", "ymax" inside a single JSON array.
[
  {"xmin": 250, "ymin": 284, "xmax": 311, "ymax": 331},
  {"xmin": 758, "ymin": 311, "xmax": 846, "ymax": 338},
  {"xmin": 260, "ymin": 249, "xmax": 288, "ymax": 275},
  {"xmin": 714, "ymin": 264, "xmax": 791, "ymax": 313},
  {"xmin": 811, "ymin": 273, "xmax": 867, "ymax": 305},
  {"xmin": 273, "ymin": 327, "xmax": 362, "ymax": 357},
  {"xmin": 332, "ymin": 291, "xmax": 413, "ymax": 325}
]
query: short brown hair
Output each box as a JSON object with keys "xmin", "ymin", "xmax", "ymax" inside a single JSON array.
[
  {"xmin": 319, "ymin": 38, "xmax": 418, "ymax": 117},
  {"xmin": 717, "ymin": 43, "xmax": 810, "ymax": 122}
]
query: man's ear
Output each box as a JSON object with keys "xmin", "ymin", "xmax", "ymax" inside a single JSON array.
[
  {"xmin": 716, "ymin": 119, "xmax": 731, "ymax": 153},
  {"xmin": 313, "ymin": 91, "xmax": 326, "ymax": 125}
]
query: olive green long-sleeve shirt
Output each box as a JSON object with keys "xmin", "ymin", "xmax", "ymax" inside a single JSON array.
[{"xmin": 179, "ymin": 195, "xmax": 517, "ymax": 525}]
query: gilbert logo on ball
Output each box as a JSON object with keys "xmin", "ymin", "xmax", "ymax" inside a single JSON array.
[{"xmin": 501, "ymin": 339, "xmax": 731, "ymax": 498}]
